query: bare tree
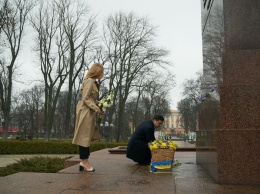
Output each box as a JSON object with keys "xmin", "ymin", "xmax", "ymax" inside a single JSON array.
[
  {"xmin": 30, "ymin": 1, "xmax": 70, "ymax": 141},
  {"xmin": 127, "ymin": 76, "xmax": 146, "ymax": 130},
  {"xmin": 142, "ymin": 72, "xmax": 174, "ymax": 120},
  {"xmin": 0, "ymin": 0, "xmax": 8, "ymax": 36},
  {"xmin": 181, "ymin": 71, "xmax": 203, "ymax": 105},
  {"xmin": 103, "ymin": 12, "xmax": 170, "ymax": 141},
  {"xmin": 202, "ymin": 5, "xmax": 224, "ymax": 89},
  {"xmin": 56, "ymin": 0, "xmax": 97, "ymax": 139},
  {"xmin": 124, "ymin": 72, "xmax": 173, "ymax": 140},
  {"xmin": 178, "ymin": 71, "xmax": 203, "ymax": 132},
  {"xmin": 12, "ymin": 84, "xmax": 44, "ymax": 139},
  {"xmin": 54, "ymin": 90, "xmax": 68, "ymax": 139},
  {"xmin": 177, "ymin": 98, "xmax": 196, "ymax": 133},
  {"xmin": 0, "ymin": 0, "xmax": 34, "ymax": 140},
  {"xmin": 31, "ymin": 0, "xmax": 97, "ymax": 140}
]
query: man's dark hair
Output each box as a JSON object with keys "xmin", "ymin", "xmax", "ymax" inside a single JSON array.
[{"xmin": 152, "ymin": 115, "xmax": 164, "ymax": 121}]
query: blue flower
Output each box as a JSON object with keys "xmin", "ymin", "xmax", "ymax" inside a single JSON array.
[
  {"xmin": 198, "ymin": 95, "xmax": 205, "ymax": 103},
  {"xmin": 198, "ymin": 86, "xmax": 217, "ymax": 103},
  {"xmin": 209, "ymin": 86, "xmax": 217, "ymax": 93}
]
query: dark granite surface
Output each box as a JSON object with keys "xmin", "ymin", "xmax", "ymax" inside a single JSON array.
[
  {"xmin": 224, "ymin": 0, "xmax": 260, "ymax": 50},
  {"xmin": 216, "ymin": 129, "xmax": 260, "ymax": 184},
  {"xmin": 198, "ymin": 0, "xmax": 260, "ymax": 185}
]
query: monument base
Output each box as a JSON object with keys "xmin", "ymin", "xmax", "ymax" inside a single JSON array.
[{"xmin": 196, "ymin": 129, "xmax": 260, "ymax": 184}]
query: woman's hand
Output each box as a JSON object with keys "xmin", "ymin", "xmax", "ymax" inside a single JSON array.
[{"xmin": 97, "ymin": 109, "xmax": 103, "ymax": 116}]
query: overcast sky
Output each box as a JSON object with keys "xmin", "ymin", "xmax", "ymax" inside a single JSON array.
[
  {"xmin": 18, "ymin": 0, "xmax": 203, "ymax": 110},
  {"xmin": 87, "ymin": 0, "xmax": 203, "ymax": 109}
]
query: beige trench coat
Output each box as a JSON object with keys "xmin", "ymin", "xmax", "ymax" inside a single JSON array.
[{"xmin": 72, "ymin": 78, "xmax": 100, "ymax": 147}]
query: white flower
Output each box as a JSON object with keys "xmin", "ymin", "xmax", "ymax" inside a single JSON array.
[
  {"xmin": 103, "ymin": 102, "xmax": 108, "ymax": 107},
  {"xmin": 99, "ymin": 90, "xmax": 114, "ymax": 110}
]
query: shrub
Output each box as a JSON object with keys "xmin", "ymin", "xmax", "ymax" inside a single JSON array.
[
  {"xmin": 0, "ymin": 156, "xmax": 70, "ymax": 177},
  {"xmin": 0, "ymin": 141, "xmax": 128, "ymax": 177},
  {"xmin": 0, "ymin": 140, "xmax": 128, "ymax": 154}
]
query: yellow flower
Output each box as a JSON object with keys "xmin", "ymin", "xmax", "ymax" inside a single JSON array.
[
  {"xmin": 160, "ymin": 142, "xmax": 167, "ymax": 148},
  {"xmin": 149, "ymin": 139, "xmax": 178, "ymax": 150}
]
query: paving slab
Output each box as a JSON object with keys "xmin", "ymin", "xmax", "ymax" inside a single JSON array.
[
  {"xmin": 0, "ymin": 149, "xmax": 259, "ymax": 194},
  {"xmin": 173, "ymin": 152, "xmax": 260, "ymax": 194},
  {"xmin": 0, "ymin": 149, "xmax": 176, "ymax": 194}
]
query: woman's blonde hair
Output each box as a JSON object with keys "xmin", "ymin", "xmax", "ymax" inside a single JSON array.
[{"xmin": 85, "ymin": 63, "xmax": 104, "ymax": 79}]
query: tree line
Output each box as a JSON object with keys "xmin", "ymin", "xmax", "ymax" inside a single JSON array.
[{"xmin": 0, "ymin": 0, "xmax": 175, "ymax": 141}]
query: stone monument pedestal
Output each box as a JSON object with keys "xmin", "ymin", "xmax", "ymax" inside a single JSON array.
[
  {"xmin": 197, "ymin": 1, "xmax": 260, "ymax": 184},
  {"xmin": 197, "ymin": 50, "xmax": 260, "ymax": 185}
]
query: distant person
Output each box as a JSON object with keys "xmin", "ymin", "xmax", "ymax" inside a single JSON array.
[
  {"xmin": 126, "ymin": 115, "xmax": 164, "ymax": 165},
  {"xmin": 72, "ymin": 63, "xmax": 104, "ymax": 172}
]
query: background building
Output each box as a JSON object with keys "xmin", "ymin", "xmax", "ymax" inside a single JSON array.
[{"xmin": 163, "ymin": 110, "xmax": 185, "ymax": 136}]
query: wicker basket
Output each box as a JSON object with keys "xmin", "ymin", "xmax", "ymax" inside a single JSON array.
[{"xmin": 151, "ymin": 148, "xmax": 175, "ymax": 162}]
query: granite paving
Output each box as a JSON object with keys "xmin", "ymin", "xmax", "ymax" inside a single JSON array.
[{"xmin": 0, "ymin": 149, "xmax": 259, "ymax": 194}]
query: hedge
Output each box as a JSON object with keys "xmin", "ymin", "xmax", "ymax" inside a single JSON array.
[{"xmin": 0, "ymin": 140, "xmax": 128, "ymax": 154}]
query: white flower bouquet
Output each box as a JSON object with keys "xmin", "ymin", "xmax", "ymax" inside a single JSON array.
[{"xmin": 97, "ymin": 91, "xmax": 114, "ymax": 124}]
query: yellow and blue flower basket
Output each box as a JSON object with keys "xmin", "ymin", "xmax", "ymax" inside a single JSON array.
[{"xmin": 149, "ymin": 139, "xmax": 178, "ymax": 172}]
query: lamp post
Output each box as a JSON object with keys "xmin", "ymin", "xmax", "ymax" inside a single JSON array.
[
  {"xmin": 104, "ymin": 121, "xmax": 114, "ymax": 142},
  {"xmin": 109, "ymin": 123, "xmax": 113, "ymax": 142},
  {"xmin": 104, "ymin": 122, "xmax": 109, "ymax": 142},
  {"xmin": 0, "ymin": 111, "xmax": 4, "ymax": 127},
  {"xmin": 100, "ymin": 123, "xmax": 104, "ymax": 140},
  {"xmin": 0, "ymin": 111, "xmax": 4, "ymax": 139}
]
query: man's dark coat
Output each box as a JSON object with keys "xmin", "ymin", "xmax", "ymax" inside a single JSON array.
[{"xmin": 126, "ymin": 120, "xmax": 155, "ymax": 165}]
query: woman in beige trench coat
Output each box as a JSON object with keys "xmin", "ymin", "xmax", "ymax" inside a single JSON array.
[{"xmin": 72, "ymin": 63, "xmax": 104, "ymax": 172}]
